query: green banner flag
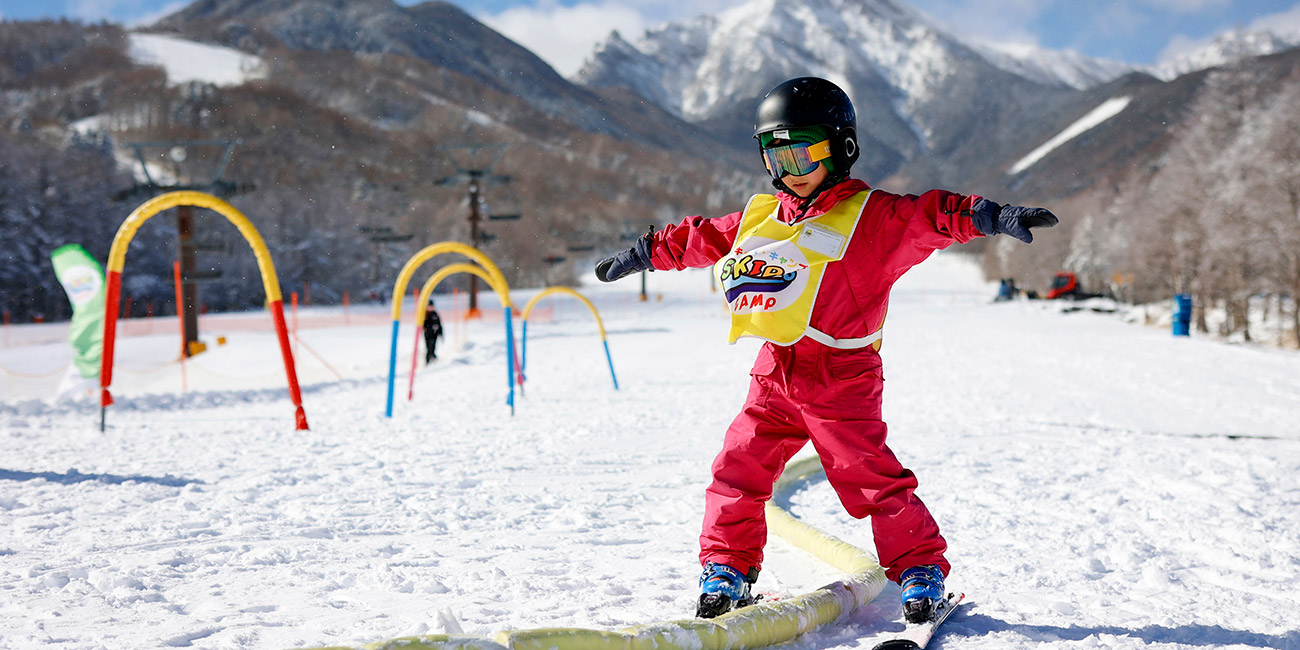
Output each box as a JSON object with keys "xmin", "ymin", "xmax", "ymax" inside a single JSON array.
[{"xmin": 50, "ymin": 244, "xmax": 106, "ymax": 379}]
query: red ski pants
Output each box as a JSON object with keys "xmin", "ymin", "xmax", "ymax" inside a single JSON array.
[{"xmin": 699, "ymin": 341, "xmax": 949, "ymax": 583}]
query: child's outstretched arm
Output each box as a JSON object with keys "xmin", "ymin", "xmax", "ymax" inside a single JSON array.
[{"xmin": 593, "ymin": 211, "xmax": 744, "ymax": 282}]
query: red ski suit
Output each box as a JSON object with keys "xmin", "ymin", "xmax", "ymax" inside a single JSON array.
[{"xmin": 647, "ymin": 178, "xmax": 986, "ymax": 582}]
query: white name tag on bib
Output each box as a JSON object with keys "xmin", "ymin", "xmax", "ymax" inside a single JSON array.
[{"xmin": 797, "ymin": 223, "xmax": 848, "ymax": 258}]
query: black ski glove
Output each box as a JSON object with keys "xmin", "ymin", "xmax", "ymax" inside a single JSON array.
[
  {"xmin": 970, "ymin": 198, "xmax": 1059, "ymax": 243},
  {"xmin": 595, "ymin": 234, "xmax": 655, "ymax": 282}
]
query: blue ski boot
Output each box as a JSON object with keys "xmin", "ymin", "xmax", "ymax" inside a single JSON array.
[
  {"xmin": 696, "ymin": 562, "xmax": 754, "ymax": 618},
  {"xmin": 899, "ymin": 564, "xmax": 946, "ymax": 624}
]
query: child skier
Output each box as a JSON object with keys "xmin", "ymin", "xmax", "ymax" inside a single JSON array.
[
  {"xmin": 595, "ymin": 77, "xmax": 1058, "ymax": 621},
  {"xmin": 423, "ymin": 300, "xmax": 443, "ymax": 363}
]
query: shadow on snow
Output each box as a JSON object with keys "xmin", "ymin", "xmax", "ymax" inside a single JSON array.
[
  {"xmin": 0, "ymin": 467, "xmax": 203, "ymax": 487},
  {"xmin": 949, "ymin": 610, "xmax": 1298, "ymax": 648}
]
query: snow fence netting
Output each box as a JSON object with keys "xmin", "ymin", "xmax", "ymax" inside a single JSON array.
[{"xmin": 304, "ymin": 455, "xmax": 889, "ymax": 650}]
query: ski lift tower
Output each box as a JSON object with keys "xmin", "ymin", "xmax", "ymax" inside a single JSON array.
[
  {"xmin": 435, "ymin": 144, "xmax": 518, "ymax": 317},
  {"xmin": 358, "ymin": 225, "xmax": 414, "ymax": 297},
  {"xmin": 117, "ymin": 139, "xmax": 251, "ymax": 356}
]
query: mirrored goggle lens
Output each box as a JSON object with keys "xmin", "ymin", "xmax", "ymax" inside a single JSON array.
[{"xmin": 761, "ymin": 140, "xmax": 832, "ymax": 178}]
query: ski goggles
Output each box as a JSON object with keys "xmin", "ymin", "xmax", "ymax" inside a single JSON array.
[{"xmin": 761, "ymin": 140, "xmax": 832, "ymax": 178}]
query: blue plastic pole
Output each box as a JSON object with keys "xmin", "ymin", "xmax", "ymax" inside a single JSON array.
[
  {"xmin": 504, "ymin": 307, "xmax": 515, "ymax": 415},
  {"xmin": 603, "ymin": 339, "xmax": 619, "ymax": 390},
  {"xmin": 384, "ymin": 319, "xmax": 400, "ymax": 417}
]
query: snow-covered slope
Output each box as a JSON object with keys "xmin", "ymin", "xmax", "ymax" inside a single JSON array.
[
  {"xmin": 127, "ymin": 32, "xmax": 267, "ymax": 87},
  {"xmin": 3, "ymin": 253, "xmax": 1299, "ymax": 649},
  {"xmin": 1008, "ymin": 95, "xmax": 1133, "ymax": 175}
]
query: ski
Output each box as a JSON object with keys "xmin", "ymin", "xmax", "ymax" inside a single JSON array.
[{"xmin": 871, "ymin": 592, "xmax": 964, "ymax": 650}]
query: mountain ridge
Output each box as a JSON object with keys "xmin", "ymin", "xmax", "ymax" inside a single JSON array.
[
  {"xmin": 147, "ymin": 0, "xmax": 750, "ymax": 160},
  {"xmin": 576, "ymin": 0, "xmax": 1081, "ymax": 187}
]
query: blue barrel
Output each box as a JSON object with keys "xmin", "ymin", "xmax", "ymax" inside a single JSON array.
[{"xmin": 1172, "ymin": 293, "xmax": 1192, "ymax": 336}]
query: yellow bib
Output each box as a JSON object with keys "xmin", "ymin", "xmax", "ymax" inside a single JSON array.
[{"xmin": 714, "ymin": 191, "xmax": 872, "ymax": 345}]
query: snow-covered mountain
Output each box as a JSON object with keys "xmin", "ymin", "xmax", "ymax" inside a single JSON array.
[
  {"xmin": 576, "ymin": 0, "xmax": 1300, "ymax": 121},
  {"xmin": 574, "ymin": 0, "xmax": 1300, "ymax": 191},
  {"xmin": 575, "ymin": 0, "xmax": 1082, "ymax": 185},
  {"xmin": 1152, "ymin": 27, "xmax": 1300, "ymax": 81},
  {"xmin": 145, "ymin": 0, "xmax": 740, "ymax": 156},
  {"xmin": 576, "ymin": 0, "xmax": 1019, "ymax": 124},
  {"xmin": 975, "ymin": 42, "xmax": 1135, "ymax": 90}
]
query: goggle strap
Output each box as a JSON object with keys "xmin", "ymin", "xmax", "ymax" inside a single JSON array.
[{"xmin": 806, "ymin": 140, "xmax": 832, "ymax": 162}]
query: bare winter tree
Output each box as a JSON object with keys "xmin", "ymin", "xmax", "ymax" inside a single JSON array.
[{"xmin": 1235, "ymin": 79, "xmax": 1300, "ymax": 347}]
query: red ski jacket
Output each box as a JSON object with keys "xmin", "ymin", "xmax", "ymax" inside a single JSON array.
[{"xmin": 648, "ymin": 179, "xmax": 987, "ymax": 346}]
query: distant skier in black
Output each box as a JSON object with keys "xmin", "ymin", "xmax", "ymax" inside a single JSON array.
[{"xmin": 423, "ymin": 301, "xmax": 443, "ymax": 364}]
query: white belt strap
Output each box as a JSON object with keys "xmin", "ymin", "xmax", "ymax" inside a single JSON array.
[{"xmin": 804, "ymin": 327, "xmax": 883, "ymax": 349}]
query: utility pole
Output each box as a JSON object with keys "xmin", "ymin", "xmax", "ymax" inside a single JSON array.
[
  {"xmin": 117, "ymin": 140, "xmax": 251, "ymax": 357},
  {"xmin": 177, "ymin": 202, "xmax": 199, "ymax": 346},
  {"xmin": 468, "ymin": 171, "xmax": 482, "ymax": 314},
  {"xmin": 436, "ymin": 145, "xmax": 518, "ymax": 317},
  {"xmin": 541, "ymin": 254, "xmax": 567, "ymax": 286},
  {"xmin": 621, "ymin": 225, "xmax": 655, "ymax": 302}
]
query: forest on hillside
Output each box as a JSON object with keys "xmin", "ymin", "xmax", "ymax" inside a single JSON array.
[
  {"xmin": 0, "ymin": 20, "xmax": 757, "ymax": 322},
  {"xmin": 983, "ymin": 60, "xmax": 1300, "ymax": 347}
]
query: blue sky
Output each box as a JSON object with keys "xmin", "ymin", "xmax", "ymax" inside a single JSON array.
[{"xmin": 3, "ymin": 0, "xmax": 1300, "ymax": 76}]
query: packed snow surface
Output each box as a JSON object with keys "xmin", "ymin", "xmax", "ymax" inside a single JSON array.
[
  {"xmin": 2, "ymin": 253, "xmax": 1299, "ymax": 650},
  {"xmin": 127, "ymin": 33, "xmax": 267, "ymax": 87}
]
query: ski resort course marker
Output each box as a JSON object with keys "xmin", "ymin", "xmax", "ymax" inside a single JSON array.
[
  {"xmin": 297, "ymin": 455, "xmax": 888, "ymax": 650},
  {"xmin": 98, "ymin": 191, "xmax": 308, "ymax": 431},
  {"xmin": 520, "ymin": 287, "xmax": 619, "ymax": 390},
  {"xmin": 385, "ymin": 243, "xmax": 516, "ymax": 417}
]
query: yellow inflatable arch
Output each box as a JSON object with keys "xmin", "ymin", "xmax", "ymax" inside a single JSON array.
[
  {"xmin": 384, "ymin": 243, "xmax": 516, "ymax": 417},
  {"xmin": 98, "ymin": 191, "xmax": 308, "ymax": 431},
  {"xmin": 403, "ymin": 264, "xmax": 510, "ymax": 402},
  {"xmin": 520, "ymin": 287, "xmax": 619, "ymax": 390},
  {"xmin": 416, "ymin": 264, "xmax": 506, "ymax": 326}
]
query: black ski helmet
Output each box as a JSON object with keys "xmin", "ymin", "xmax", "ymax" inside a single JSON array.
[{"xmin": 754, "ymin": 77, "xmax": 859, "ymax": 187}]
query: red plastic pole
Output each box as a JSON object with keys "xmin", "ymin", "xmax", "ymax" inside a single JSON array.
[
  {"xmin": 269, "ymin": 299, "xmax": 309, "ymax": 430},
  {"xmin": 511, "ymin": 314, "xmax": 526, "ymax": 397},
  {"xmin": 407, "ymin": 287, "xmax": 421, "ymax": 400},
  {"xmin": 291, "ymin": 291, "xmax": 299, "ymax": 358},
  {"xmin": 408, "ymin": 318, "xmax": 420, "ymax": 401},
  {"xmin": 173, "ymin": 262, "xmax": 188, "ymax": 392},
  {"xmin": 343, "ymin": 291, "xmax": 350, "ymax": 325},
  {"xmin": 99, "ymin": 270, "xmax": 122, "ymax": 429}
]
